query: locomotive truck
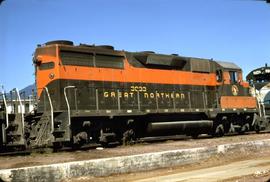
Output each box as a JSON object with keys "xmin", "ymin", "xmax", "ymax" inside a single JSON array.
[{"xmin": 0, "ymin": 40, "xmax": 267, "ymax": 150}]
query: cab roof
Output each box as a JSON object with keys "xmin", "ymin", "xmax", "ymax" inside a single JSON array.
[{"xmin": 217, "ymin": 61, "xmax": 241, "ymax": 70}]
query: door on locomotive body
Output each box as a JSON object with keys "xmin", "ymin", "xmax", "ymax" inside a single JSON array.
[
  {"xmin": 59, "ymin": 49, "xmax": 99, "ymax": 112},
  {"xmin": 211, "ymin": 68, "xmax": 222, "ymax": 109}
]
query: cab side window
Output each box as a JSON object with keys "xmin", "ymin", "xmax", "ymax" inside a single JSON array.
[
  {"xmin": 229, "ymin": 71, "xmax": 238, "ymax": 83},
  {"xmin": 216, "ymin": 70, "xmax": 223, "ymax": 82}
]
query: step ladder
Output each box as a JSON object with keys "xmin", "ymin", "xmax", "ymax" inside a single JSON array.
[
  {"xmin": 52, "ymin": 86, "xmax": 75, "ymax": 143},
  {"xmin": 1, "ymin": 88, "xmax": 25, "ymax": 147}
]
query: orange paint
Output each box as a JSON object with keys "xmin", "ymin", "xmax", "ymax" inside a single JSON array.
[
  {"xmin": 240, "ymin": 81, "xmax": 249, "ymax": 88},
  {"xmin": 36, "ymin": 57, "xmax": 219, "ymax": 98},
  {"xmin": 35, "ymin": 46, "xmax": 251, "ymax": 101},
  {"xmin": 220, "ymin": 96, "xmax": 257, "ymax": 109},
  {"xmin": 223, "ymin": 71, "xmax": 231, "ymax": 85},
  {"xmin": 35, "ymin": 55, "xmax": 59, "ymax": 97},
  {"xmin": 58, "ymin": 59, "xmax": 217, "ymax": 85}
]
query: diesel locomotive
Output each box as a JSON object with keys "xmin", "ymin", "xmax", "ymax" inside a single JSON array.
[
  {"xmin": 247, "ymin": 64, "xmax": 270, "ymax": 126},
  {"xmin": 0, "ymin": 40, "xmax": 267, "ymax": 150}
]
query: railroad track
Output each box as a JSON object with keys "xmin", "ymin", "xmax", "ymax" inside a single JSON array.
[{"xmin": 0, "ymin": 130, "xmax": 269, "ymax": 157}]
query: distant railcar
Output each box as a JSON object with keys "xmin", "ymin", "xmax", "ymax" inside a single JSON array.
[{"xmin": 247, "ymin": 65, "xmax": 270, "ymax": 128}]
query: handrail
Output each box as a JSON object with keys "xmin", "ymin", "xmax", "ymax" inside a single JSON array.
[
  {"xmin": 44, "ymin": 87, "xmax": 54, "ymax": 134},
  {"xmin": 256, "ymin": 90, "xmax": 262, "ymax": 117},
  {"xmin": 28, "ymin": 95, "xmax": 34, "ymax": 113},
  {"xmin": 262, "ymin": 102, "xmax": 266, "ymax": 117},
  {"xmin": 13, "ymin": 88, "xmax": 24, "ymax": 134},
  {"xmin": 0, "ymin": 91, "xmax": 9, "ymax": 130},
  {"xmin": 64, "ymin": 86, "xmax": 76, "ymax": 127}
]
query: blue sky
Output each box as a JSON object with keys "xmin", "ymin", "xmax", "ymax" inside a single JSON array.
[{"xmin": 0, "ymin": 0, "xmax": 269, "ymax": 91}]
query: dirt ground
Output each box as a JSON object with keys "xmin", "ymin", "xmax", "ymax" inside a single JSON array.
[
  {"xmin": 0, "ymin": 133, "xmax": 270, "ymax": 170},
  {"xmin": 225, "ymin": 173, "xmax": 270, "ymax": 182}
]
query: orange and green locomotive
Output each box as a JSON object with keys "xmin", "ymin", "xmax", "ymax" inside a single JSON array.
[{"xmin": 0, "ymin": 40, "xmax": 265, "ymax": 149}]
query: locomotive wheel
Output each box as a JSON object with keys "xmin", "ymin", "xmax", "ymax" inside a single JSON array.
[
  {"xmin": 122, "ymin": 129, "xmax": 135, "ymax": 146},
  {"xmin": 239, "ymin": 123, "xmax": 250, "ymax": 134},
  {"xmin": 254, "ymin": 122, "xmax": 261, "ymax": 134},
  {"xmin": 252, "ymin": 114, "xmax": 262, "ymax": 134},
  {"xmin": 214, "ymin": 124, "xmax": 225, "ymax": 137}
]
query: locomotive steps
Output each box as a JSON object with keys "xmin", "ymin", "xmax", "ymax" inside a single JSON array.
[{"xmin": 0, "ymin": 138, "xmax": 270, "ymax": 182}]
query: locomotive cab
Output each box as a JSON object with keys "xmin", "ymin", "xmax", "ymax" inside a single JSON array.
[{"xmin": 215, "ymin": 62, "xmax": 256, "ymax": 110}]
